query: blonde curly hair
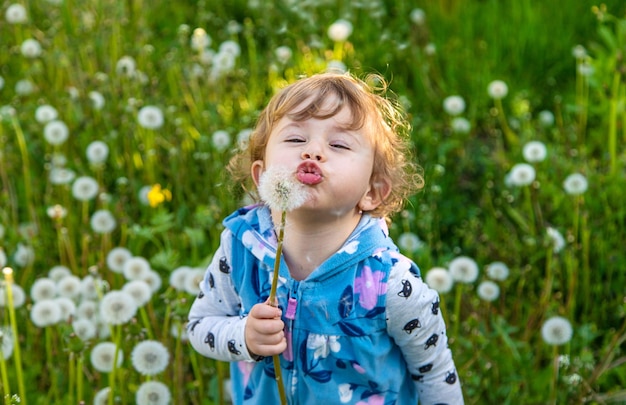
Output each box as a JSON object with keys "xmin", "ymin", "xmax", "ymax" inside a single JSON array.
[{"xmin": 228, "ymin": 72, "xmax": 424, "ymax": 218}]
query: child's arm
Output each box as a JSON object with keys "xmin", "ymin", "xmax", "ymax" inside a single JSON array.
[{"xmin": 386, "ymin": 258, "xmax": 465, "ymax": 404}]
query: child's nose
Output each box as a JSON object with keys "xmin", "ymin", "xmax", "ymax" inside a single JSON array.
[{"xmin": 301, "ymin": 150, "xmax": 323, "ymax": 161}]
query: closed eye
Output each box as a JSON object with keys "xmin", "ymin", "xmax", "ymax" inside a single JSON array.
[{"xmin": 330, "ymin": 142, "xmax": 350, "ymax": 150}]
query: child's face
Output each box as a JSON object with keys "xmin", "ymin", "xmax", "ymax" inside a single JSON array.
[{"xmin": 252, "ymin": 94, "xmax": 388, "ymax": 217}]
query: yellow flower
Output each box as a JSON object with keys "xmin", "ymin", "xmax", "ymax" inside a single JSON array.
[{"xmin": 146, "ymin": 184, "xmax": 172, "ymax": 207}]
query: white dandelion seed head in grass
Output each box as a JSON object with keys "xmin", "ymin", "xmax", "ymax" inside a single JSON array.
[
  {"xmin": 0, "ymin": 76, "xmax": 4, "ymax": 91},
  {"xmin": 506, "ymin": 163, "xmax": 536, "ymax": 187},
  {"xmin": 122, "ymin": 256, "xmax": 151, "ymax": 281},
  {"xmin": 326, "ymin": 60, "xmax": 347, "ymax": 74},
  {"xmin": 169, "ymin": 266, "xmax": 192, "ymax": 291},
  {"xmin": 572, "ymin": 45, "xmax": 587, "ymax": 59},
  {"xmin": 5, "ymin": 3, "xmax": 27, "ymax": 24},
  {"xmin": 57, "ymin": 275, "xmax": 82, "ymax": 299},
  {"xmin": 487, "ymin": 80, "xmax": 509, "ymax": 100},
  {"xmin": 397, "ymin": 232, "xmax": 424, "ymax": 253},
  {"xmin": 191, "ymin": 27, "xmax": 211, "ymax": 49},
  {"xmin": 210, "ymin": 51, "xmax": 237, "ymax": 78},
  {"xmin": 136, "ymin": 380, "xmax": 172, "ymax": 405},
  {"xmin": 142, "ymin": 269, "xmax": 163, "ymax": 293},
  {"xmin": 89, "ymin": 91, "xmax": 105, "ymax": 110},
  {"xmin": 538, "ymin": 110, "xmax": 555, "ymax": 127},
  {"xmin": 116, "ymin": 55, "xmax": 136, "ymax": 77},
  {"xmin": 541, "ymin": 316, "xmax": 573, "ymax": 346},
  {"xmin": 80, "ymin": 275, "xmax": 101, "ymax": 301},
  {"xmin": 137, "ymin": 105, "xmax": 164, "ymax": 130},
  {"xmin": 449, "ymin": 256, "xmax": 479, "ymax": 284},
  {"xmin": 275, "ymin": 46, "xmax": 293, "ymax": 64},
  {"xmin": 522, "ymin": 141, "xmax": 547, "ymax": 163},
  {"xmin": 90, "ymin": 209, "xmax": 117, "ymax": 234},
  {"xmin": 211, "ymin": 129, "xmax": 231, "ymax": 151},
  {"xmin": 219, "ymin": 40, "xmax": 241, "ymax": 57},
  {"xmin": 131, "ymin": 340, "xmax": 170, "ymax": 376},
  {"xmin": 20, "ymin": 38, "xmax": 42, "ymax": 58},
  {"xmin": 15, "ymin": 79, "xmax": 35, "ymax": 95},
  {"xmin": 443, "ymin": 95, "xmax": 466, "ymax": 116},
  {"xmin": 35, "ymin": 104, "xmax": 58, "ymax": 123},
  {"xmin": 31, "ymin": 277, "xmax": 57, "ymax": 302},
  {"xmin": 43, "ymin": 119, "xmax": 69, "ymax": 146},
  {"xmin": 73, "ymin": 318, "xmax": 97, "ymax": 342},
  {"xmin": 0, "ymin": 249, "xmax": 5, "ymax": 268},
  {"xmin": 171, "ymin": 321, "xmax": 189, "ymax": 342},
  {"xmin": 71, "ymin": 176, "xmax": 99, "ymax": 201},
  {"xmin": 477, "ymin": 280, "xmax": 500, "ymax": 302},
  {"xmin": 183, "ymin": 268, "xmax": 206, "ymax": 296},
  {"xmin": 48, "ymin": 265, "xmax": 71, "ymax": 281},
  {"xmin": 410, "ymin": 8, "xmax": 426, "ymax": 25},
  {"xmin": 122, "ymin": 279, "xmax": 153, "ymax": 307},
  {"xmin": 327, "ymin": 19, "xmax": 353, "ymax": 42},
  {"xmin": 451, "ymin": 117, "xmax": 471, "ymax": 134},
  {"xmin": 93, "ymin": 387, "xmax": 111, "ymax": 405},
  {"xmin": 76, "ymin": 299, "xmax": 99, "ymax": 320},
  {"xmin": 486, "ymin": 261, "xmax": 509, "ymax": 281},
  {"xmin": 99, "ymin": 290, "xmax": 138, "ymax": 325},
  {"xmin": 424, "ymin": 267, "xmax": 454, "ymax": 293},
  {"xmin": 90, "ymin": 341, "xmax": 123, "ymax": 373},
  {"xmin": 49, "ymin": 167, "xmax": 76, "ymax": 185},
  {"xmin": 86, "ymin": 140, "xmax": 109, "ymax": 165},
  {"xmin": 106, "ymin": 246, "xmax": 132, "ymax": 273},
  {"xmin": 0, "ymin": 283, "xmax": 25, "ymax": 308},
  {"xmin": 1, "ymin": 327, "xmax": 13, "ymax": 360},
  {"xmin": 546, "ymin": 227, "xmax": 566, "ymax": 253},
  {"xmin": 54, "ymin": 296, "xmax": 76, "ymax": 322},
  {"xmin": 13, "ymin": 242, "xmax": 34, "ymax": 267},
  {"xmin": 258, "ymin": 166, "xmax": 309, "ymax": 212},
  {"xmin": 563, "ymin": 173, "xmax": 588, "ymax": 195},
  {"xmin": 30, "ymin": 299, "xmax": 62, "ymax": 327}
]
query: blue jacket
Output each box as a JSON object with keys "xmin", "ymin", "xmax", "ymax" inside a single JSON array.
[{"xmin": 188, "ymin": 205, "xmax": 463, "ymax": 404}]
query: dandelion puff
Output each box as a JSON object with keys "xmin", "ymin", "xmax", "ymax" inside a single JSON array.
[
  {"xmin": 30, "ymin": 299, "xmax": 62, "ymax": 327},
  {"xmin": 522, "ymin": 141, "xmax": 547, "ymax": 163},
  {"xmin": 54, "ymin": 296, "xmax": 77, "ymax": 322},
  {"xmin": 14, "ymin": 243, "xmax": 35, "ymax": 267},
  {"xmin": 122, "ymin": 256, "xmax": 151, "ymax": 281},
  {"xmin": 538, "ymin": 110, "xmax": 555, "ymax": 127},
  {"xmin": 138, "ymin": 105, "xmax": 164, "ymax": 130},
  {"xmin": 90, "ymin": 209, "xmax": 117, "ymax": 234},
  {"xmin": 73, "ymin": 318, "xmax": 97, "ymax": 341},
  {"xmin": 15, "ymin": 79, "xmax": 35, "ymax": 95},
  {"xmin": 327, "ymin": 19, "xmax": 353, "ymax": 42},
  {"xmin": 20, "ymin": 38, "xmax": 42, "ymax": 58},
  {"xmin": 49, "ymin": 167, "xmax": 76, "ymax": 185},
  {"xmin": 183, "ymin": 268, "xmax": 205, "ymax": 296},
  {"xmin": 122, "ymin": 280, "xmax": 153, "ymax": 307},
  {"xmin": 211, "ymin": 130, "xmax": 231, "ymax": 151},
  {"xmin": 57, "ymin": 275, "xmax": 82, "ymax": 299},
  {"xmin": 486, "ymin": 261, "xmax": 510, "ymax": 281},
  {"xmin": 424, "ymin": 267, "xmax": 454, "ymax": 293},
  {"xmin": 90, "ymin": 341, "xmax": 123, "ymax": 373},
  {"xmin": 507, "ymin": 163, "xmax": 536, "ymax": 187},
  {"xmin": 487, "ymin": 80, "xmax": 509, "ymax": 99},
  {"xmin": 89, "ymin": 91, "xmax": 105, "ymax": 110},
  {"xmin": 258, "ymin": 166, "xmax": 309, "ymax": 212},
  {"xmin": 410, "ymin": 8, "xmax": 426, "ymax": 25},
  {"xmin": 142, "ymin": 270, "xmax": 163, "ymax": 293},
  {"xmin": 43, "ymin": 120, "xmax": 69, "ymax": 146},
  {"xmin": 1, "ymin": 327, "xmax": 13, "ymax": 360},
  {"xmin": 397, "ymin": 232, "xmax": 424, "ymax": 253},
  {"xmin": 443, "ymin": 95, "xmax": 465, "ymax": 116},
  {"xmin": 116, "ymin": 56, "xmax": 136, "ymax": 77},
  {"xmin": 93, "ymin": 387, "xmax": 111, "ymax": 405},
  {"xmin": 275, "ymin": 46, "xmax": 292, "ymax": 64},
  {"xmin": 541, "ymin": 316, "xmax": 573, "ymax": 346},
  {"xmin": 451, "ymin": 117, "xmax": 471, "ymax": 134},
  {"xmin": 477, "ymin": 280, "xmax": 500, "ymax": 302},
  {"xmin": 72, "ymin": 176, "xmax": 99, "ymax": 201},
  {"xmin": 546, "ymin": 227, "xmax": 566, "ymax": 253},
  {"xmin": 449, "ymin": 256, "xmax": 479, "ymax": 284},
  {"xmin": 0, "ymin": 283, "xmax": 25, "ymax": 308},
  {"xmin": 219, "ymin": 40, "xmax": 241, "ymax": 57},
  {"xmin": 76, "ymin": 299, "xmax": 99, "ymax": 320},
  {"xmin": 48, "ymin": 265, "xmax": 71, "ymax": 281},
  {"xmin": 169, "ymin": 266, "xmax": 192, "ymax": 291},
  {"xmin": 136, "ymin": 380, "xmax": 172, "ymax": 405},
  {"xmin": 5, "ymin": 4, "xmax": 28, "ymax": 24},
  {"xmin": 563, "ymin": 173, "xmax": 588, "ymax": 195},
  {"xmin": 99, "ymin": 290, "xmax": 138, "ymax": 325},
  {"xmin": 80, "ymin": 275, "xmax": 101, "ymax": 301},
  {"xmin": 31, "ymin": 277, "xmax": 58, "ymax": 301},
  {"xmin": 86, "ymin": 140, "xmax": 109, "ymax": 165},
  {"xmin": 35, "ymin": 104, "xmax": 58, "ymax": 123},
  {"xmin": 191, "ymin": 28, "xmax": 211, "ymax": 51},
  {"xmin": 131, "ymin": 340, "xmax": 170, "ymax": 376},
  {"xmin": 106, "ymin": 247, "xmax": 132, "ymax": 273}
]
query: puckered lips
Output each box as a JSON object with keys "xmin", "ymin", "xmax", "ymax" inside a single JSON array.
[{"xmin": 296, "ymin": 161, "xmax": 323, "ymax": 185}]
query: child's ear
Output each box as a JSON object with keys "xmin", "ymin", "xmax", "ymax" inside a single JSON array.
[
  {"xmin": 251, "ymin": 160, "xmax": 264, "ymax": 187},
  {"xmin": 358, "ymin": 177, "xmax": 391, "ymax": 212}
]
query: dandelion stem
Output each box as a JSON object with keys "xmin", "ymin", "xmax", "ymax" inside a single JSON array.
[
  {"xmin": 12, "ymin": 116, "xmax": 37, "ymax": 227},
  {"xmin": 452, "ymin": 284, "xmax": 462, "ymax": 338},
  {"xmin": 608, "ymin": 71, "xmax": 620, "ymax": 175},
  {"xmin": 2, "ymin": 268, "xmax": 26, "ymax": 405},
  {"xmin": 76, "ymin": 352, "xmax": 84, "ymax": 403},
  {"xmin": 108, "ymin": 325, "xmax": 122, "ymax": 405},
  {"xmin": 548, "ymin": 345, "xmax": 559, "ymax": 405},
  {"xmin": 0, "ymin": 333, "xmax": 11, "ymax": 405}
]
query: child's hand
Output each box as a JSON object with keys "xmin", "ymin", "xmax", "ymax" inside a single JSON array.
[{"xmin": 245, "ymin": 302, "xmax": 287, "ymax": 357}]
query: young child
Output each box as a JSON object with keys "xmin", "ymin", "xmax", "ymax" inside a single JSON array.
[{"xmin": 187, "ymin": 72, "xmax": 464, "ymax": 404}]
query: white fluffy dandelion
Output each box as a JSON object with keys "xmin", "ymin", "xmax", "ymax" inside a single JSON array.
[
  {"xmin": 135, "ymin": 380, "xmax": 172, "ymax": 405},
  {"xmin": 397, "ymin": 232, "xmax": 424, "ymax": 253},
  {"xmin": 122, "ymin": 256, "xmax": 151, "ymax": 281},
  {"xmin": 48, "ymin": 265, "xmax": 71, "ymax": 281},
  {"xmin": 71, "ymin": 176, "xmax": 99, "ymax": 201},
  {"xmin": 5, "ymin": 4, "xmax": 28, "ymax": 24},
  {"xmin": 142, "ymin": 269, "xmax": 163, "ymax": 293},
  {"xmin": 211, "ymin": 130, "xmax": 231, "ymax": 151},
  {"xmin": 443, "ymin": 95, "xmax": 466, "ymax": 116},
  {"xmin": 13, "ymin": 243, "xmax": 35, "ymax": 267},
  {"xmin": 0, "ymin": 283, "xmax": 25, "ymax": 308},
  {"xmin": 506, "ymin": 163, "xmax": 536, "ymax": 187},
  {"xmin": 106, "ymin": 246, "xmax": 132, "ymax": 273},
  {"xmin": 35, "ymin": 105, "xmax": 58, "ymax": 123},
  {"xmin": 327, "ymin": 19, "xmax": 353, "ymax": 42},
  {"xmin": 477, "ymin": 280, "xmax": 500, "ymax": 302},
  {"xmin": 89, "ymin": 91, "xmax": 105, "ymax": 110},
  {"xmin": 86, "ymin": 140, "xmax": 109, "ymax": 165},
  {"xmin": 424, "ymin": 267, "xmax": 454, "ymax": 293},
  {"xmin": 43, "ymin": 120, "xmax": 69, "ymax": 146},
  {"xmin": 54, "ymin": 296, "xmax": 77, "ymax": 322},
  {"xmin": 90, "ymin": 209, "xmax": 117, "ymax": 234},
  {"xmin": 546, "ymin": 227, "xmax": 566, "ymax": 253},
  {"xmin": 183, "ymin": 268, "xmax": 205, "ymax": 296},
  {"xmin": 20, "ymin": 38, "xmax": 42, "ymax": 58},
  {"xmin": 258, "ymin": 166, "xmax": 309, "ymax": 212},
  {"xmin": 410, "ymin": 8, "xmax": 426, "ymax": 25},
  {"xmin": 138, "ymin": 105, "xmax": 164, "ymax": 130},
  {"xmin": 538, "ymin": 110, "xmax": 555, "ymax": 127},
  {"xmin": 116, "ymin": 55, "xmax": 136, "ymax": 77},
  {"xmin": 1, "ymin": 327, "xmax": 13, "ymax": 360},
  {"xmin": 487, "ymin": 80, "xmax": 509, "ymax": 99},
  {"xmin": 541, "ymin": 316, "xmax": 573, "ymax": 346},
  {"xmin": 93, "ymin": 387, "xmax": 111, "ymax": 405},
  {"xmin": 90, "ymin": 341, "xmax": 123, "ymax": 373},
  {"xmin": 448, "ymin": 256, "xmax": 479, "ymax": 284},
  {"xmin": 169, "ymin": 266, "xmax": 192, "ymax": 291},
  {"xmin": 486, "ymin": 261, "xmax": 510, "ymax": 281},
  {"xmin": 73, "ymin": 318, "xmax": 97, "ymax": 341},
  {"xmin": 31, "ymin": 277, "xmax": 58, "ymax": 302},
  {"xmin": 275, "ymin": 46, "xmax": 293, "ymax": 64},
  {"xmin": 522, "ymin": 141, "xmax": 547, "ymax": 163},
  {"xmin": 99, "ymin": 290, "xmax": 138, "ymax": 325},
  {"xmin": 56, "ymin": 275, "xmax": 82, "ymax": 299},
  {"xmin": 30, "ymin": 299, "xmax": 62, "ymax": 327},
  {"xmin": 122, "ymin": 280, "xmax": 153, "ymax": 307},
  {"xmin": 563, "ymin": 173, "xmax": 588, "ymax": 195},
  {"xmin": 76, "ymin": 299, "xmax": 99, "ymax": 320},
  {"xmin": 451, "ymin": 117, "xmax": 471, "ymax": 134},
  {"xmin": 131, "ymin": 340, "xmax": 170, "ymax": 376}
]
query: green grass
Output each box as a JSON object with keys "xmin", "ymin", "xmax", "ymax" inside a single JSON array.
[{"xmin": 1, "ymin": 0, "xmax": 625, "ymax": 404}]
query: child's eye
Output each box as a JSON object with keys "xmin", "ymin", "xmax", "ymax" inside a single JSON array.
[
  {"xmin": 330, "ymin": 142, "xmax": 350, "ymax": 150},
  {"xmin": 286, "ymin": 137, "xmax": 305, "ymax": 143}
]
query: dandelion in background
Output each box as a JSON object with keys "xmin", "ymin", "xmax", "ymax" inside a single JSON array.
[
  {"xmin": 73, "ymin": 318, "xmax": 97, "ymax": 341},
  {"xmin": 487, "ymin": 80, "xmax": 509, "ymax": 99},
  {"xmin": 506, "ymin": 163, "xmax": 536, "ymax": 187},
  {"xmin": 522, "ymin": 141, "xmax": 547, "ymax": 163},
  {"xmin": 122, "ymin": 280, "xmax": 153, "ymax": 307},
  {"xmin": 49, "ymin": 167, "xmax": 76, "ymax": 185},
  {"xmin": 397, "ymin": 232, "xmax": 424, "ymax": 253},
  {"xmin": 138, "ymin": 105, "xmax": 164, "ymax": 130},
  {"xmin": 30, "ymin": 299, "xmax": 61, "ymax": 327},
  {"xmin": 20, "ymin": 38, "xmax": 42, "ymax": 58},
  {"xmin": 15, "ymin": 79, "xmax": 35, "ymax": 95},
  {"xmin": 443, "ymin": 95, "xmax": 466, "ymax": 116},
  {"xmin": 563, "ymin": 173, "xmax": 588, "ymax": 195},
  {"xmin": 99, "ymin": 290, "xmax": 138, "ymax": 325},
  {"xmin": 54, "ymin": 296, "xmax": 77, "ymax": 322},
  {"xmin": 56, "ymin": 275, "xmax": 82, "ymax": 299},
  {"xmin": 275, "ymin": 46, "xmax": 293, "ymax": 64},
  {"xmin": 30, "ymin": 277, "xmax": 57, "ymax": 301},
  {"xmin": 43, "ymin": 120, "xmax": 69, "ymax": 146},
  {"xmin": 80, "ymin": 275, "xmax": 101, "ymax": 301},
  {"xmin": 424, "ymin": 267, "xmax": 454, "ymax": 293},
  {"xmin": 116, "ymin": 55, "xmax": 137, "ymax": 77},
  {"xmin": 541, "ymin": 316, "xmax": 573, "ymax": 346},
  {"xmin": 169, "ymin": 266, "xmax": 192, "ymax": 291},
  {"xmin": 35, "ymin": 105, "xmax": 58, "ymax": 123},
  {"xmin": 76, "ymin": 299, "xmax": 99, "ymax": 320},
  {"xmin": 13, "ymin": 243, "xmax": 34, "ymax": 267},
  {"xmin": 46, "ymin": 204, "xmax": 67, "ymax": 220},
  {"xmin": 131, "ymin": 340, "xmax": 170, "ymax": 376},
  {"xmin": 327, "ymin": 19, "xmax": 353, "ymax": 42},
  {"xmin": 90, "ymin": 209, "xmax": 117, "ymax": 234},
  {"xmin": 5, "ymin": 3, "xmax": 27, "ymax": 24},
  {"xmin": 136, "ymin": 380, "xmax": 172, "ymax": 405},
  {"xmin": 122, "ymin": 256, "xmax": 151, "ymax": 281},
  {"xmin": 107, "ymin": 247, "xmax": 132, "ymax": 273},
  {"xmin": 93, "ymin": 387, "xmax": 111, "ymax": 405},
  {"xmin": 142, "ymin": 269, "xmax": 163, "ymax": 293},
  {"xmin": 72, "ymin": 176, "xmax": 99, "ymax": 201},
  {"xmin": 449, "ymin": 256, "xmax": 479, "ymax": 284},
  {"xmin": 486, "ymin": 261, "xmax": 510, "ymax": 281},
  {"xmin": 477, "ymin": 281, "xmax": 500, "ymax": 302},
  {"xmin": 212, "ymin": 129, "xmax": 231, "ymax": 151},
  {"xmin": 410, "ymin": 8, "xmax": 426, "ymax": 25},
  {"xmin": 183, "ymin": 268, "xmax": 205, "ymax": 296},
  {"xmin": 86, "ymin": 140, "xmax": 109, "ymax": 165},
  {"xmin": 90, "ymin": 341, "xmax": 123, "ymax": 373},
  {"xmin": 572, "ymin": 45, "xmax": 587, "ymax": 59},
  {"xmin": 546, "ymin": 227, "xmax": 566, "ymax": 253},
  {"xmin": 191, "ymin": 28, "xmax": 211, "ymax": 52},
  {"xmin": 1, "ymin": 327, "xmax": 13, "ymax": 360},
  {"xmin": 0, "ymin": 283, "xmax": 26, "ymax": 308},
  {"xmin": 538, "ymin": 110, "xmax": 555, "ymax": 127},
  {"xmin": 451, "ymin": 117, "xmax": 471, "ymax": 134},
  {"xmin": 88, "ymin": 91, "xmax": 106, "ymax": 110}
]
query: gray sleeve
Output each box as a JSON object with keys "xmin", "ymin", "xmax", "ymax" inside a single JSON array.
[
  {"xmin": 386, "ymin": 258, "xmax": 464, "ymax": 404},
  {"xmin": 187, "ymin": 229, "xmax": 258, "ymax": 362}
]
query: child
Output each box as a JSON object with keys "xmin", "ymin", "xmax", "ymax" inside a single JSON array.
[{"xmin": 187, "ymin": 72, "xmax": 464, "ymax": 404}]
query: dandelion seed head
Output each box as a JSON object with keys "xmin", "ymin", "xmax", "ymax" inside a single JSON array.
[
  {"xmin": 488, "ymin": 80, "xmax": 509, "ymax": 99},
  {"xmin": 541, "ymin": 316, "xmax": 573, "ymax": 346},
  {"xmin": 57, "ymin": 275, "xmax": 82, "ymax": 299},
  {"xmin": 122, "ymin": 256, "xmax": 151, "ymax": 281},
  {"xmin": 219, "ymin": 40, "xmax": 241, "ymax": 57},
  {"xmin": 507, "ymin": 163, "xmax": 536, "ymax": 187},
  {"xmin": 116, "ymin": 56, "xmax": 136, "ymax": 77},
  {"xmin": 522, "ymin": 141, "xmax": 547, "ymax": 163},
  {"xmin": 35, "ymin": 105, "xmax": 58, "ymax": 123},
  {"xmin": 15, "ymin": 79, "xmax": 36, "ymax": 95},
  {"xmin": 191, "ymin": 28, "xmax": 211, "ymax": 51},
  {"xmin": 90, "ymin": 209, "xmax": 117, "ymax": 234},
  {"xmin": 76, "ymin": 299, "xmax": 99, "ymax": 320},
  {"xmin": 477, "ymin": 280, "xmax": 500, "ymax": 302},
  {"xmin": 93, "ymin": 387, "xmax": 111, "ymax": 405},
  {"xmin": 563, "ymin": 173, "xmax": 588, "ymax": 195},
  {"xmin": 54, "ymin": 296, "xmax": 77, "ymax": 322},
  {"xmin": 443, "ymin": 95, "xmax": 466, "ymax": 116},
  {"xmin": 80, "ymin": 275, "xmax": 102, "ymax": 300},
  {"xmin": 107, "ymin": 247, "xmax": 132, "ymax": 273},
  {"xmin": 275, "ymin": 46, "xmax": 293, "ymax": 64},
  {"xmin": 72, "ymin": 176, "xmax": 99, "ymax": 201},
  {"xmin": 0, "ymin": 283, "xmax": 25, "ymax": 308},
  {"xmin": 326, "ymin": 60, "xmax": 347, "ymax": 74},
  {"xmin": 211, "ymin": 130, "xmax": 231, "ymax": 151},
  {"xmin": 5, "ymin": 4, "xmax": 27, "ymax": 24},
  {"xmin": 538, "ymin": 110, "xmax": 555, "ymax": 127},
  {"xmin": 397, "ymin": 232, "xmax": 424, "ymax": 253},
  {"xmin": 49, "ymin": 167, "xmax": 76, "ymax": 185},
  {"xmin": 424, "ymin": 267, "xmax": 454, "ymax": 293},
  {"xmin": 546, "ymin": 227, "xmax": 566, "ymax": 253},
  {"xmin": 451, "ymin": 117, "xmax": 471, "ymax": 134},
  {"xmin": 136, "ymin": 380, "xmax": 172, "ymax": 405},
  {"xmin": 30, "ymin": 299, "xmax": 62, "ymax": 327},
  {"xmin": 99, "ymin": 290, "xmax": 138, "ymax": 325},
  {"xmin": 449, "ymin": 256, "xmax": 479, "ymax": 284},
  {"xmin": 43, "ymin": 120, "xmax": 69, "ymax": 145},
  {"xmin": 258, "ymin": 166, "xmax": 309, "ymax": 212},
  {"xmin": 73, "ymin": 318, "xmax": 97, "ymax": 341},
  {"xmin": 122, "ymin": 280, "xmax": 153, "ymax": 307},
  {"xmin": 89, "ymin": 91, "xmax": 105, "ymax": 110},
  {"xmin": 183, "ymin": 268, "xmax": 205, "ymax": 296},
  {"xmin": 410, "ymin": 8, "xmax": 426, "ymax": 25},
  {"xmin": 1, "ymin": 327, "xmax": 13, "ymax": 360},
  {"xmin": 142, "ymin": 269, "xmax": 163, "ymax": 293},
  {"xmin": 90, "ymin": 341, "xmax": 123, "ymax": 373},
  {"xmin": 137, "ymin": 105, "xmax": 164, "ymax": 130},
  {"xmin": 327, "ymin": 19, "xmax": 353, "ymax": 42},
  {"xmin": 486, "ymin": 261, "xmax": 509, "ymax": 281},
  {"xmin": 169, "ymin": 266, "xmax": 192, "ymax": 291},
  {"xmin": 131, "ymin": 340, "xmax": 170, "ymax": 376},
  {"xmin": 31, "ymin": 277, "xmax": 57, "ymax": 301},
  {"xmin": 20, "ymin": 38, "xmax": 42, "ymax": 58}
]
